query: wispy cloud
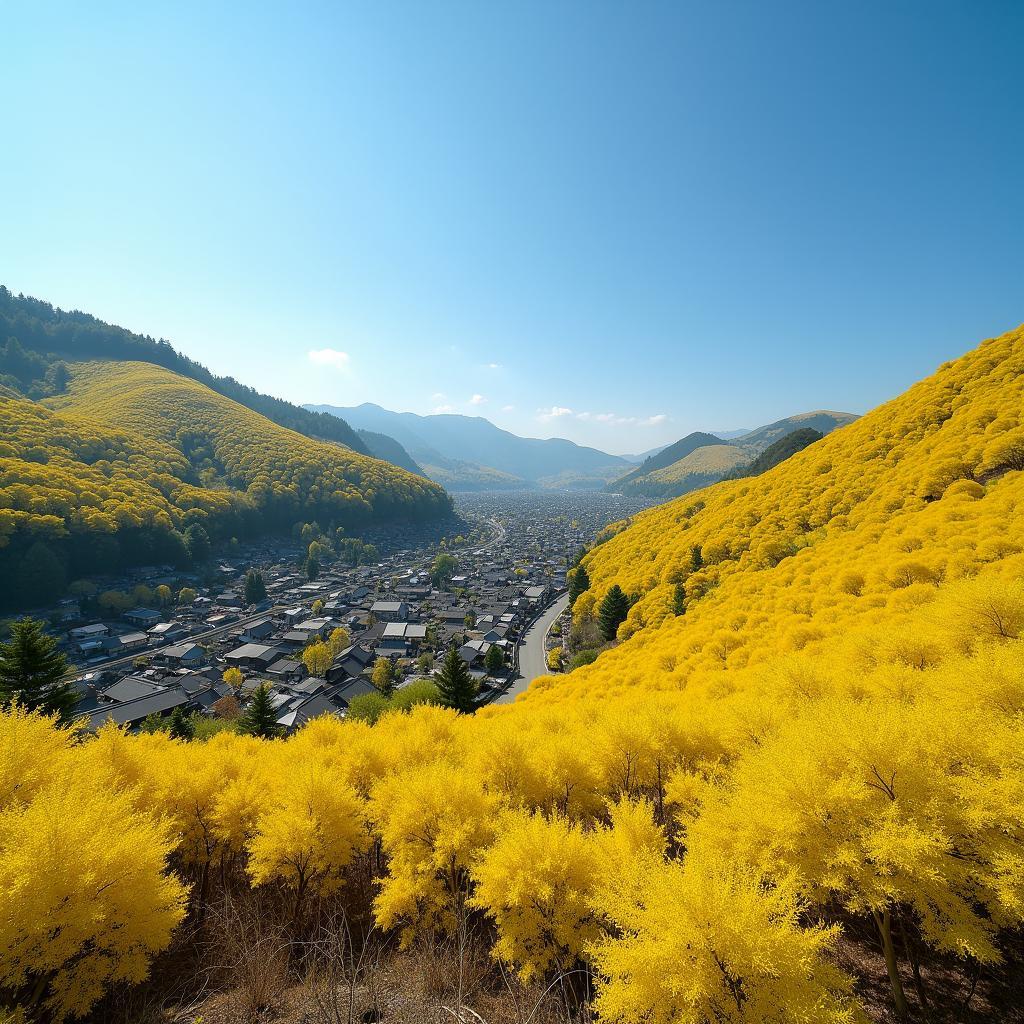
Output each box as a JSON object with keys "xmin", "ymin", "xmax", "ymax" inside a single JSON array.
[
  {"xmin": 538, "ymin": 407, "xmax": 669, "ymax": 428},
  {"xmin": 432, "ymin": 404, "xmax": 454, "ymax": 414},
  {"xmin": 431, "ymin": 391, "xmax": 447, "ymax": 401},
  {"xmin": 502, "ymin": 404, "xmax": 515, "ymax": 412},
  {"xmin": 469, "ymin": 394, "xmax": 487, "ymax": 405},
  {"xmin": 485, "ymin": 362, "xmax": 504, "ymax": 370},
  {"xmin": 537, "ymin": 406, "xmax": 575, "ymax": 421},
  {"xmin": 307, "ymin": 348, "xmax": 351, "ymax": 371}
]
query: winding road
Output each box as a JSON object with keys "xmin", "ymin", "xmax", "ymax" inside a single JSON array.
[{"xmin": 494, "ymin": 591, "xmax": 570, "ymax": 704}]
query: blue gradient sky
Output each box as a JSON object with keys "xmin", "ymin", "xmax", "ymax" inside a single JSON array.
[{"xmin": 3, "ymin": 1, "xmax": 1022, "ymax": 454}]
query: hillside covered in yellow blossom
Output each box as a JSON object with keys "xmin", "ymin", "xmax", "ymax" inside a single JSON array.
[
  {"xmin": 0, "ymin": 360, "xmax": 450, "ymax": 606},
  {"xmin": 2, "ymin": 324, "xmax": 1024, "ymax": 1022}
]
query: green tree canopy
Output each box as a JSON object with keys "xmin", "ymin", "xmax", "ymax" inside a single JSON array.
[{"xmin": 0, "ymin": 618, "xmax": 75, "ymax": 721}]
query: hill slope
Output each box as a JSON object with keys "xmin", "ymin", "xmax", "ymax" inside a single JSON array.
[
  {"xmin": 609, "ymin": 412, "xmax": 856, "ymax": 499},
  {"xmin": 630, "ymin": 443, "xmax": 750, "ymax": 497},
  {"xmin": 308, "ymin": 402, "xmax": 629, "ymax": 489},
  {"xmin": 355, "ymin": 429, "xmax": 425, "ymax": 476},
  {"xmin": 0, "ymin": 361, "xmax": 449, "ymax": 606},
  {"xmin": 0, "ymin": 286, "xmax": 373, "ymax": 455},
  {"xmin": 607, "ymin": 431, "xmax": 723, "ymax": 490}
]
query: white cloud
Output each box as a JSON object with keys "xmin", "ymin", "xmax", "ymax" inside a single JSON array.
[
  {"xmin": 485, "ymin": 362, "xmax": 504, "ymax": 370},
  {"xmin": 432, "ymin": 404, "xmax": 454, "ymax": 415},
  {"xmin": 431, "ymin": 391, "xmax": 447, "ymax": 401},
  {"xmin": 537, "ymin": 406, "xmax": 574, "ymax": 421},
  {"xmin": 469, "ymin": 394, "xmax": 486, "ymax": 405},
  {"xmin": 553, "ymin": 409, "xmax": 671, "ymax": 428},
  {"xmin": 502, "ymin": 404, "xmax": 515, "ymax": 412},
  {"xmin": 307, "ymin": 348, "xmax": 351, "ymax": 371}
]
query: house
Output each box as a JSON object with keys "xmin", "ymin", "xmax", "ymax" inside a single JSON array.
[
  {"xmin": 282, "ymin": 607, "xmax": 306, "ymax": 626},
  {"xmin": 156, "ymin": 642, "xmax": 206, "ymax": 668},
  {"xmin": 275, "ymin": 686, "xmax": 348, "ymax": 733},
  {"xmin": 327, "ymin": 644, "xmax": 374, "ymax": 683},
  {"xmin": 70, "ymin": 622, "xmax": 109, "ymax": 642},
  {"xmin": 334, "ymin": 676, "xmax": 377, "ymax": 708},
  {"xmin": 458, "ymin": 638, "xmax": 491, "ymax": 667},
  {"xmin": 294, "ymin": 617, "xmax": 334, "ymax": 638},
  {"xmin": 370, "ymin": 600, "xmax": 409, "ymax": 623},
  {"xmin": 124, "ymin": 608, "xmax": 161, "ymax": 628},
  {"xmin": 241, "ymin": 618, "xmax": 276, "ymax": 642},
  {"xmin": 267, "ymin": 657, "xmax": 306, "ymax": 681},
  {"xmin": 381, "ymin": 622, "xmax": 427, "ymax": 654},
  {"xmin": 100, "ymin": 675, "xmax": 166, "ymax": 704},
  {"xmin": 102, "ymin": 631, "xmax": 150, "ymax": 654},
  {"xmin": 524, "ymin": 584, "xmax": 550, "ymax": 606},
  {"xmin": 86, "ymin": 685, "xmax": 191, "ymax": 732},
  {"xmin": 223, "ymin": 643, "xmax": 279, "ymax": 671},
  {"xmin": 148, "ymin": 621, "xmax": 188, "ymax": 644}
]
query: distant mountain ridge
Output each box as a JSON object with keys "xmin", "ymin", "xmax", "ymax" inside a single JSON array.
[
  {"xmin": 306, "ymin": 402, "xmax": 630, "ymax": 490},
  {"xmin": 607, "ymin": 411, "xmax": 857, "ymax": 498}
]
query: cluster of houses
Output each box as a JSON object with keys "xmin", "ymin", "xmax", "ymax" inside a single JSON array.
[{"xmin": 66, "ymin": 526, "xmax": 569, "ymax": 736}]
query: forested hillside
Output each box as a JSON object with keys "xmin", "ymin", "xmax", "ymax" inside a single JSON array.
[
  {"xmin": 606, "ymin": 430, "xmax": 723, "ymax": 490},
  {"xmin": 0, "ymin": 286, "xmax": 372, "ymax": 454},
  {"xmin": 3, "ymin": 324, "xmax": 1024, "ymax": 1023},
  {"xmin": 610, "ymin": 412, "xmax": 855, "ymax": 499},
  {"xmin": 0, "ymin": 361, "xmax": 450, "ymax": 607}
]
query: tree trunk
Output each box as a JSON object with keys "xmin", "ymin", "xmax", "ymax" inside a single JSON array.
[{"xmin": 873, "ymin": 906, "xmax": 909, "ymax": 1018}]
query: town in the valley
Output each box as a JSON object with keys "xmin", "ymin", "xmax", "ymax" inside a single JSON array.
[{"xmin": 37, "ymin": 491, "xmax": 653, "ymax": 734}]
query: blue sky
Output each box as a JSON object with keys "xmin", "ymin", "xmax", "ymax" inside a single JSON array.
[{"xmin": 3, "ymin": 1, "xmax": 1022, "ymax": 455}]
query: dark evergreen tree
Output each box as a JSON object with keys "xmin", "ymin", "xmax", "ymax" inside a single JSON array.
[
  {"xmin": 305, "ymin": 553, "xmax": 320, "ymax": 580},
  {"xmin": 435, "ymin": 646, "xmax": 481, "ymax": 714},
  {"xmin": 168, "ymin": 705, "xmax": 195, "ymax": 741},
  {"xmin": 568, "ymin": 563, "xmax": 591, "ymax": 607},
  {"xmin": 244, "ymin": 568, "xmax": 267, "ymax": 605},
  {"xmin": 598, "ymin": 584, "xmax": 630, "ymax": 642},
  {"xmin": 184, "ymin": 523, "xmax": 211, "ymax": 563},
  {"xmin": 690, "ymin": 544, "xmax": 704, "ymax": 571},
  {"xmin": 484, "ymin": 643, "xmax": 504, "ymax": 675},
  {"xmin": 239, "ymin": 683, "xmax": 282, "ymax": 738},
  {"xmin": 0, "ymin": 618, "xmax": 76, "ymax": 720},
  {"xmin": 672, "ymin": 582, "xmax": 687, "ymax": 616}
]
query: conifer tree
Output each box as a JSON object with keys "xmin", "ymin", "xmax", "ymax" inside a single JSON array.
[
  {"xmin": 598, "ymin": 585, "xmax": 630, "ymax": 642},
  {"xmin": 672, "ymin": 582, "xmax": 687, "ymax": 616},
  {"xmin": 0, "ymin": 617, "xmax": 75, "ymax": 720},
  {"xmin": 568, "ymin": 563, "xmax": 591, "ymax": 607},
  {"xmin": 239, "ymin": 683, "xmax": 281, "ymax": 738},
  {"xmin": 435, "ymin": 646, "xmax": 481, "ymax": 713},
  {"xmin": 244, "ymin": 569, "xmax": 267, "ymax": 606}
]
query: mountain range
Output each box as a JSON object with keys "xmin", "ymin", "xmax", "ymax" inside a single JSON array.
[
  {"xmin": 306, "ymin": 403, "xmax": 632, "ymax": 491},
  {"xmin": 309, "ymin": 402, "xmax": 858, "ymax": 497}
]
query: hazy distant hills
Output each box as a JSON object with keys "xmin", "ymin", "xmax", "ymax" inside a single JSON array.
[
  {"xmin": 307, "ymin": 403, "xmax": 631, "ymax": 490},
  {"xmin": 607, "ymin": 411, "xmax": 857, "ymax": 498}
]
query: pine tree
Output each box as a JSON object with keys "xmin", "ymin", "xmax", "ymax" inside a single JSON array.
[
  {"xmin": 239, "ymin": 683, "xmax": 281, "ymax": 738},
  {"xmin": 0, "ymin": 618, "xmax": 76, "ymax": 720},
  {"xmin": 568, "ymin": 563, "xmax": 591, "ymax": 607},
  {"xmin": 435, "ymin": 646, "xmax": 481, "ymax": 714},
  {"xmin": 598, "ymin": 585, "xmax": 630, "ymax": 642},
  {"xmin": 244, "ymin": 569, "xmax": 267, "ymax": 606},
  {"xmin": 672, "ymin": 582, "xmax": 687, "ymax": 616}
]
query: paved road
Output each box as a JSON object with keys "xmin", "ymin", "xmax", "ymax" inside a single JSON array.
[{"xmin": 494, "ymin": 591, "xmax": 570, "ymax": 704}]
